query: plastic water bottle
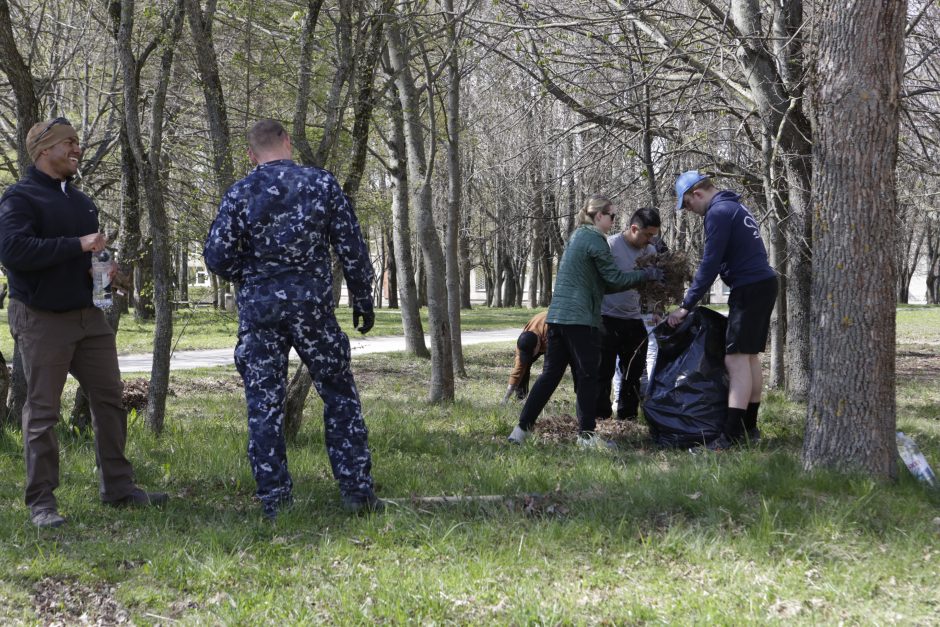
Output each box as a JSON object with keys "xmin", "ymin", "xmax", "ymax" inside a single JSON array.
[
  {"xmin": 897, "ymin": 431, "xmax": 937, "ymax": 487},
  {"xmin": 91, "ymin": 250, "xmax": 112, "ymax": 309}
]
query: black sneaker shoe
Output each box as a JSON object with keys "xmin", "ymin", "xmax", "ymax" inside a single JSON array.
[
  {"xmin": 745, "ymin": 427, "xmax": 761, "ymax": 444},
  {"xmin": 105, "ymin": 488, "xmax": 169, "ymax": 508},
  {"xmin": 342, "ymin": 494, "xmax": 386, "ymax": 515},
  {"xmin": 31, "ymin": 508, "xmax": 66, "ymax": 528},
  {"xmin": 705, "ymin": 433, "xmax": 733, "ymax": 451}
]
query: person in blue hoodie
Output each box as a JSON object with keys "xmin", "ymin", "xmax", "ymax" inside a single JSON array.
[{"xmin": 666, "ymin": 171, "xmax": 778, "ymax": 449}]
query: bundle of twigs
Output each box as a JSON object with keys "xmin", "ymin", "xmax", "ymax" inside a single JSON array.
[{"xmin": 634, "ymin": 250, "xmax": 693, "ymax": 313}]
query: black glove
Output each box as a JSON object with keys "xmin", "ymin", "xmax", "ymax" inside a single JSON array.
[
  {"xmin": 643, "ymin": 267, "xmax": 665, "ymax": 283},
  {"xmin": 353, "ymin": 309, "xmax": 375, "ymax": 334}
]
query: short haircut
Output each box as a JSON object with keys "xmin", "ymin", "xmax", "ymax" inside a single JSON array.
[
  {"xmin": 247, "ymin": 119, "xmax": 287, "ymax": 153},
  {"xmin": 630, "ymin": 207, "xmax": 661, "ymax": 229}
]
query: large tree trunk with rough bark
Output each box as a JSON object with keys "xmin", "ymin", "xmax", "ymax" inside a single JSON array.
[{"xmin": 802, "ymin": 0, "xmax": 905, "ymax": 478}]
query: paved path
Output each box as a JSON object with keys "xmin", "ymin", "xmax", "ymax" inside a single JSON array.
[{"xmin": 118, "ymin": 328, "xmax": 519, "ymax": 373}]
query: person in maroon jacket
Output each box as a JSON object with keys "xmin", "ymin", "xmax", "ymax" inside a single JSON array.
[{"xmin": 0, "ymin": 118, "xmax": 167, "ymax": 528}]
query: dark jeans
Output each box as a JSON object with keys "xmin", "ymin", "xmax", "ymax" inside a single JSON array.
[
  {"xmin": 518, "ymin": 324, "xmax": 601, "ymax": 433},
  {"xmin": 8, "ymin": 300, "xmax": 136, "ymax": 514},
  {"xmin": 596, "ymin": 316, "xmax": 648, "ymax": 419}
]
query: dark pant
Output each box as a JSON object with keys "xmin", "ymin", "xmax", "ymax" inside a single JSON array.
[
  {"xmin": 518, "ymin": 324, "xmax": 601, "ymax": 433},
  {"xmin": 8, "ymin": 300, "xmax": 136, "ymax": 514},
  {"xmin": 235, "ymin": 298, "xmax": 375, "ymax": 506},
  {"xmin": 596, "ymin": 316, "xmax": 649, "ymax": 419}
]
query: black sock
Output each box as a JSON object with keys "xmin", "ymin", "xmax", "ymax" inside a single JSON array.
[
  {"xmin": 745, "ymin": 402, "xmax": 760, "ymax": 431},
  {"xmin": 725, "ymin": 407, "xmax": 747, "ymax": 440}
]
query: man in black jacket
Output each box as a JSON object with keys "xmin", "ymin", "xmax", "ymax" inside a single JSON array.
[{"xmin": 0, "ymin": 118, "xmax": 167, "ymax": 528}]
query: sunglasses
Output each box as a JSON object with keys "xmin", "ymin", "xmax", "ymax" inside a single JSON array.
[{"xmin": 31, "ymin": 117, "xmax": 71, "ymax": 147}]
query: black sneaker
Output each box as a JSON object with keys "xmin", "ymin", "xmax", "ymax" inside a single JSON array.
[
  {"xmin": 31, "ymin": 509, "xmax": 66, "ymax": 528},
  {"xmin": 342, "ymin": 494, "xmax": 386, "ymax": 515},
  {"xmin": 745, "ymin": 427, "xmax": 762, "ymax": 444},
  {"xmin": 105, "ymin": 488, "xmax": 169, "ymax": 508},
  {"xmin": 690, "ymin": 433, "xmax": 733, "ymax": 454},
  {"xmin": 706, "ymin": 433, "xmax": 734, "ymax": 451}
]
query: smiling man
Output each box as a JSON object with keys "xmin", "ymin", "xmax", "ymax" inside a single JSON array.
[{"xmin": 0, "ymin": 117, "xmax": 167, "ymax": 528}]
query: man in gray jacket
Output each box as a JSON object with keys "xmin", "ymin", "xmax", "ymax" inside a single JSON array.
[{"xmin": 597, "ymin": 207, "xmax": 661, "ymax": 421}]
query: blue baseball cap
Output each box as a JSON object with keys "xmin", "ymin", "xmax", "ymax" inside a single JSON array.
[{"xmin": 674, "ymin": 170, "xmax": 710, "ymax": 212}]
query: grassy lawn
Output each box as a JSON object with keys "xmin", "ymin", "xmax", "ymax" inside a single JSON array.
[
  {"xmin": 0, "ymin": 304, "xmax": 541, "ymax": 356},
  {"xmin": 0, "ymin": 307, "xmax": 939, "ymax": 623}
]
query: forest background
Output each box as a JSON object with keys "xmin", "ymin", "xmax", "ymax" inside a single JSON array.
[
  {"xmin": 0, "ymin": 1, "xmax": 936, "ymax": 498},
  {"xmin": 3, "ymin": 1, "xmax": 940, "ymax": 622}
]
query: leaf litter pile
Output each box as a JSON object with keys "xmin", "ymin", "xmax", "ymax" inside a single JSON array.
[{"xmin": 634, "ymin": 250, "xmax": 693, "ymax": 312}]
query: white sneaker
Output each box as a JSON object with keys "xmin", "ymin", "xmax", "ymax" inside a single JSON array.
[
  {"xmin": 577, "ymin": 432, "xmax": 618, "ymax": 450},
  {"xmin": 507, "ymin": 425, "xmax": 532, "ymax": 445}
]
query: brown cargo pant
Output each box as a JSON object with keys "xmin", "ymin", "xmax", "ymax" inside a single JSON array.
[{"xmin": 8, "ymin": 299, "xmax": 136, "ymax": 514}]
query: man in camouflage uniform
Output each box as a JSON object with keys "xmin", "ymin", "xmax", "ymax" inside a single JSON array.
[{"xmin": 203, "ymin": 119, "xmax": 381, "ymax": 519}]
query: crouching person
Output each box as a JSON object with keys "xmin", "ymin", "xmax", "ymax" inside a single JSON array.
[{"xmin": 203, "ymin": 119, "xmax": 382, "ymax": 520}]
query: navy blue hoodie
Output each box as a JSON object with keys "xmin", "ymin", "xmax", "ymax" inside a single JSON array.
[
  {"xmin": 0, "ymin": 166, "xmax": 96, "ymax": 311},
  {"xmin": 681, "ymin": 190, "xmax": 776, "ymax": 310}
]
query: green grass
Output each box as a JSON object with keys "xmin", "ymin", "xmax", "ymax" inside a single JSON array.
[
  {"xmin": 0, "ymin": 305, "xmax": 541, "ymax": 356},
  {"xmin": 3, "ymin": 310, "xmax": 940, "ymax": 622}
]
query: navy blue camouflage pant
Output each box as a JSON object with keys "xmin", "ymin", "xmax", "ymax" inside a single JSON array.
[{"xmin": 234, "ymin": 299, "xmax": 374, "ymax": 507}]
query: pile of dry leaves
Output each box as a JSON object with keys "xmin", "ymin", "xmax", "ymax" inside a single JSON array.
[{"xmin": 634, "ymin": 250, "xmax": 693, "ymax": 312}]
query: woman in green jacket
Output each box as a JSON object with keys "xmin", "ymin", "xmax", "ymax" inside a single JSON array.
[{"xmin": 508, "ymin": 194, "xmax": 663, "ymax": 448}]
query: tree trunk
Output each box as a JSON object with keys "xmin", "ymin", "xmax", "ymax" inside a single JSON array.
[
  {"xmin": 730, "ymin": 0, "xmax": 814, "ymax": 401},
  {"xmin": 184, "ymin": 0, "xmax": 234, "ymax": 197},
  {"xmin": 116, "ymin": 0, "xmax": 183, "ymax": 434},
  {"xmin": 802, "ymin": 0, "xmax": 905, "ymax": 478},
  {"xmin": 386, "ymin": 5, "xmax": 453, "ymax": 401},
  {"xmin": 0, "ymin": 349, "xmax": 10, "ymax": 429},
  {"xmin": 386, "ymin": 101, "xmax": 428, "ymax": 354},
  {"xmin": 385, "ymin": 226, "xmax": 399, "ymax": 308},
  {"xmin": 290, "ymin": 0, "xmax": 326, "ymax": 165},
  {"xmin": 0, "ymin": 0, "xmax": 41, "ymax": 175},
  {"xmin": 443, "ymin": 0, "xmax": 465, "ymax": 377}
]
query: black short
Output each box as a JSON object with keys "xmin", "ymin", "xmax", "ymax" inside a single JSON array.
[{"xmin": 726, "ymin": 276, "xmax": 778, "ymax": 354}]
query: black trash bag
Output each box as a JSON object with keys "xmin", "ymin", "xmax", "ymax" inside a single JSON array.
[{"xmin": 643, "ymin": 307, "xmax": 729, "ymax": 448}]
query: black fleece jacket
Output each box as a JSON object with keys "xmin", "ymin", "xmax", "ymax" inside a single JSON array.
[{"xmin": 0, "ymin": 166, "xmax": 96, "ymax": 312}]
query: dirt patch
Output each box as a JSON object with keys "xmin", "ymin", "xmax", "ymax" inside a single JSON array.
[
  {"xmin": 534, "ymin": 413, "xmax": 649, "ymax": 444},
  {"xmin": 897, "ymin": 350, "xmax": 940, "ymax": 383},
  {"xmin": 122, "ymin": 378, "xmax": 149, "ymax": 412},
  {"xmin": 32, "ymin": 577, "xmax": 130, "ymax": 625},
  {"xmin": 169, "ymin": 375, "xmax": 243, "ymax": 396}
]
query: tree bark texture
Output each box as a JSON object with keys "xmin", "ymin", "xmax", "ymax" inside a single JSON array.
[
  {"xmin": 116, "ymin": 0, "xmax": 183, "ymax": 434},
  {"xmin": 802, "ymin": 0, "xmax": 906, "ymax": 479},
  {"xmin": 386, "ymin": 5, "xmax": 453, "ymax": 401},
  {"xmin": 0, "ymin": 0, "xmax": 40, "ymax": 176},
  {"xmin": 383, "ymin": 61, "xmax": 428, "ymax": 357},
  {"xmin": 443, "ymin": 0, "xmax": 465, "ymax": 377},
  {"xmin": 291, "ymin": 0, "xmax": 325, "ymax": 166},
  {"xmin": 729, "ymin": 0, "xmax": 813, "ymax": 401},
  {"xmin": 183, "ymin": 0, "xmax": 235, "ymax": 196}
]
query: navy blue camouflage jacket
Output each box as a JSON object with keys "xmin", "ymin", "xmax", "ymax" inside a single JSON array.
[{"xmin": 203, "ymin": 159, "xmax": 374, "ymax": 313}]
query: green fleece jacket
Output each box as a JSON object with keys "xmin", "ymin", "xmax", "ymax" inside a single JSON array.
[{"xmin": 546, "ymin": 225, "xmax": 647, "ymax": 328}]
